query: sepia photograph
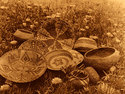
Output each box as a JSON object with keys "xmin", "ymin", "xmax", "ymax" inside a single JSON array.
[{"xmin": 0, "ymin": 0, "xmax": 125, "ymax": 94}]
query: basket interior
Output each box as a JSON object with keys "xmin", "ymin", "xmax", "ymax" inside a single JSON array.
[{"xmin": 85, "ymin": 48, "xmax": 115, "ymax": 58}]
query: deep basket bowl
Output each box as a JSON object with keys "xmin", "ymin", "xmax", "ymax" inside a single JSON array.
[
  {"xmin": 14, "ymin": 29, "xmax": 34, "ymax": 40},
  {"xmin": 84, "ymin": 47, "xmax": 120, "ymax": 70},
  {"xmin": 74, "ymin": 37, "xmax": 97, "ymax": 53}
]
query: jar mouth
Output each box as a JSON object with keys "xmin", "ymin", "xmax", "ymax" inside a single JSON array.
[
  {"xmin": 17, "ymin": 29, "xmax": 33, "ymax": 34},
  {"xmin": 85, "ymin": 47, "xmax": 115, "ymax": 58}
]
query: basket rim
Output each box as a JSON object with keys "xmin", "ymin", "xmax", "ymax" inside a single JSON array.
[{"xmin": 84, "ymin": 47, "xmax": 118, "ymax": 59}]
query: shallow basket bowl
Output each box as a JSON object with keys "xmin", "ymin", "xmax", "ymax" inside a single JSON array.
[
  {"xmin": 45, "ymin": 49, "xmax": 74, "ymax": 70},
  {"xmin": 84, "ymin": 47, "xmax": 120, "ymax": 70},
  {"xmin": 0, "ymin": 49, "xmax": 47, "ymax": 83}
]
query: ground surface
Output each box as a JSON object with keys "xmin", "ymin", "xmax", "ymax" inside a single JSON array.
[{"xmin": 0, "ymin": 0, "xmax": 125, "ymax": 94}]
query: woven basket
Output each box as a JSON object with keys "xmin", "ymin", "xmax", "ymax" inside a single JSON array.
[
  {"xmin": 45, "ymin": 49, "xmax": 73, "ymax": 70},
  {"xmin": 14, "ymin": 29, "xmax": 34, "ymax": 40},
  {"xmin": 84, "ymin": 47, "xmax": 120, "ymax": 70},
  {"xmin": 0, "ymin": 49, "xmax": 47, "ymax": 83},
  {"xmin": 74, "ymin": 37, "xmax": 97, "ymax": 52}
]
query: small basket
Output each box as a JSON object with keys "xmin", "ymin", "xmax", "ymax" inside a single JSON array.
[
  {"xmin": 70, "ymin": 69, "xmax": 89, "ymax": 84},
  {"xmin": 14, "ymin": 29, "xmax": 34, "ymax": 40}
]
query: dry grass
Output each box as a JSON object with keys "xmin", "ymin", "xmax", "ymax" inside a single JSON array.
[{"xmin": 0, "ymin": 0, "xmax": 125, "ymax": 94}]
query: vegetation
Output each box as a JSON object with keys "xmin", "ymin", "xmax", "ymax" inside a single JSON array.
[{"xmin": 0, "ymin": 0, "xmax": 125, "ymax": 94}]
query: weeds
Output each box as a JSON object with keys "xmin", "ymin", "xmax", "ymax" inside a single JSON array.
[{"xmin": 0, "ymin": 0, "xmax": 125, "ymax": 94}]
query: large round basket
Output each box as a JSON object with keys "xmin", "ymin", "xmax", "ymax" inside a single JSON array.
[
  {"xmin": 84, "ymin": 47, "xmax": 120, "ymax": 70},
  {"xmin": 0, "ymin": 49, "xmax": 47, "ymax": 83}
]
